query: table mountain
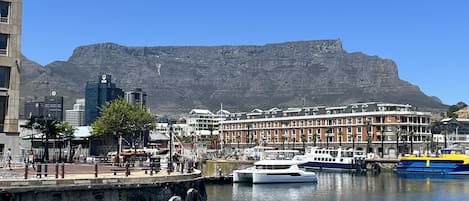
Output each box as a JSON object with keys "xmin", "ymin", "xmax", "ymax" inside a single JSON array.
[{"xmin": 20, "ymin": 39, "xmax": 446, "ymax": 116}]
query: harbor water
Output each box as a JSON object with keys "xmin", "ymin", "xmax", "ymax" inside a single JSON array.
[{"xmin": 206, "ymin": 172, "xmax": 469, "ymax": 201}]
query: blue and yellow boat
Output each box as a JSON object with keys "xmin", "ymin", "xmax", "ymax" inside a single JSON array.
[{"xmin": 396, "ymin": 147, "xmax": 469, "ymax": 175}]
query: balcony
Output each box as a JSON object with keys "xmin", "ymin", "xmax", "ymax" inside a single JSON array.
[
  {"xmin": 0, "ymin": 48, "xmax": 6, "ymax": 56},
  {"xmin": 0, "ymin": 16, "xmax": 7, "ymax": 23}
]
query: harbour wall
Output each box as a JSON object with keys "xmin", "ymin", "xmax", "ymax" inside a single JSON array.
[
  {"xmin": 0, "ymin": 173, "xmax": 206, "ymax": 201},
  {"xmin": 203, "ymin": 160, "xmax": 254, "ymax": 177}
]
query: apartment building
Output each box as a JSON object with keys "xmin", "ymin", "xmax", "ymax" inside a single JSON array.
[{"xmin": 221, "ymin": 102, "xmax": 432, "ymax": 156}]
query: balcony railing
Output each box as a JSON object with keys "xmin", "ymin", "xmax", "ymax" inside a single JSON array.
[
  {"xmin": 0, "ymin": 16, "xmax": 7, "ymax": 23},
  {"xmin": 0, "ymin": 48, "xmax": 7, "ymax": 56}
]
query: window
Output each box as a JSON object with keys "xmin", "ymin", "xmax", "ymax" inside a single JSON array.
[
  {"xmin": 0, "ymin": 1, "xmax": 9, "ymax": 23},
  {"xmin": 0, "ymin": 66, "xmax": 9, "ymax": 88},
  {"xmin": 0, "ymin": 96, "xmax": 6, "ymax": 131},
  {"xmin": 0, "ymin": 34, "xmax": 7, "ymax": 56}
]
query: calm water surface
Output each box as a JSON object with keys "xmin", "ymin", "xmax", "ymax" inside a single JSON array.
[{"xmin": 206, "ymin": 172, "xmax": 469, "ymax": 201}]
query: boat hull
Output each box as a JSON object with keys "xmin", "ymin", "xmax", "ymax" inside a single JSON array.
[
  {"xmin": 396, "ymin": 161, "xmax": 469, "ymax": 175},
  {"xmin": 302, "ymin": 161, "xmax": 358, "ymax": 172},
  {"xmin": 252, "ymin": 171, "xmax": 317, "ymax": 184}
]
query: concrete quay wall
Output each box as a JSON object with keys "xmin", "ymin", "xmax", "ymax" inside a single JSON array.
[
  {"xmin": 203, "ymin": 160, "xmax": 254, "ymax": 177},
  {"xmin": 0, "ymin": 172, "xmax": 206, "ymax": 201}
]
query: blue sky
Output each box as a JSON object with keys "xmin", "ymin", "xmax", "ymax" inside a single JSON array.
[{"xmin": 22, "ymin": 1, "xmax": 468, "ymax": 105}]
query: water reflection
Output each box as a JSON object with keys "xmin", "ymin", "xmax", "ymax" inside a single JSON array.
[{"xmin": 207, "ymin": 172, "xmax": 469, "ymax": 201}]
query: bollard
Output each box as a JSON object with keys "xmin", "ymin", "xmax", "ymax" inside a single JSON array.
[
  {"xmin": 55, "ymin": 163, "xmax": 59, "ymax": 179},
  {"xmin": 125, "ymin": 162, "xmax": 129, "ymax": 177},
  {"xmin": 44, "ymin": 161, "xmax": 48, "ymax": 177},
  {"xmin": 36, "ymin": 163, "xmax": 42, "ymax": 178},
  {"xmin": 95, "ymin": 163, "xmax": 98, "ymax": 178},
  {"xmin": 150, "ymin": 163, "xmax": 154, "ymax": 176},
  {"xmin": 61, "ymin": 162, "xmax": 65, "ymax": 179},
  {"xmin": 24, "ymin": 162, "xmax": 28, "ymax": 179}
]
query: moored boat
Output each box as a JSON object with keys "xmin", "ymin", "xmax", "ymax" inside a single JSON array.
[
  {"xmin": 233, "ymin": 150, "xmax": 317, "ymax": 184},
  {"xmin": 297, "ymin": 147, "xmax": 366, "ymax": 172},
  {"xmin": 396, "ymin": 147, "xmax": 469, "ymax": 175}
]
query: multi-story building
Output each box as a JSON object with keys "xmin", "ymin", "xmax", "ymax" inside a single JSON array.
[
  {"xmin": 65, "ymin": 99, "xmax": 85, "ymax": 127},
  {"xmin": 124, "ymin": 88, "xmax": 147, "ymax": 109},
  {"xmin": 0, "ymin": 0, "xmax": 21, "ymax": 156},
  {"xmin": 44, "ymin": 91, "xmax": 64, "ymax": 121},
  {"xmin": 431, "ymin": 118, "xmax": 469, "ymax": 145},
  {"xmin": 186, "ymin": 109, "xmax": 220, "ymax": 136},
  {"xmin": 84, "ymin": 74, "xmax": 123, "ymax": 125},
  {"xmin": 221, "ymin": 102, "xmax": 432, "ymax": 157},
  {"xmin": 23, "ymin": 100, "xmax": 44, "ymax": 119}
]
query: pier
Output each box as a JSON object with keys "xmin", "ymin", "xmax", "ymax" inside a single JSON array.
[{"xmin": 0, "ymin": 164, "xmax": 207, "ymax": 201}]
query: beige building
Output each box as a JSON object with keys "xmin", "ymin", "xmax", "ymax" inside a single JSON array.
[
  {"xmin": 222, "ymin": 103, "xmax": 432, "ymax": 157},
  {"xmin": 0, "ymin": 0, "xmax": 21, "ymax": 157}
]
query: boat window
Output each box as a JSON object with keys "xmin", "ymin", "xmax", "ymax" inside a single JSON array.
[
  {"xmin": 340, "ymin": 159, "xmax": 343, "ymax": 162},
  {"xmin": 330, "ymin": 151, "xmax": 338, "ymax": 157}
]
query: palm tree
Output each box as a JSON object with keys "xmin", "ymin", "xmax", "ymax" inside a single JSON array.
[
  {"xmin": 282, "ymin": 135, "xmax": 287, "ymax": 150},
  {"xmin": 365, "ymin": 120, "xmax": 372, "ymax": 153},
  {"xmin": 429, "ymin": 122, "xmax": 436, "ymax": 153},
  {"xmin": 352, "ymin": 133, "xmax": 357, "ymax": 154},
  {"xmin": 380, "ymin": 129, "xmax": 385, "ymax": 158},
  {"xmin": 395, "ymin": 129, "xmax": 400, "ymax": 158},
  {"xmin": 301, "ymin": 133, "xmax": 307, "ymax": 152},
  {"xmin": 338, "ymin": 130, "xmax": 343, "ymax": 147},
  {"xmin": 313, "ymin": 132, "xmax": 318, "ymax": 147},
  {"xmin": 409, "ymin": 131, "xmax": 415, "ymax": 155}
]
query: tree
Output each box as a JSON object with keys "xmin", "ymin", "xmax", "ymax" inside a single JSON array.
[
  {"xmin": 91, "ymin": 98, "xmax": 155, "ymax": 165},
  {"xmin": 301, "ymin": 133, "xmax": 307, "ymax": 152},
  {"xmin": 365, "ymin": 120, "xmax": 372, "ymax": 153},
  {"xmin": 352, "ymin": 133, "xmax": 357, "ymax": 155},
  {"xmin": 338, "ymin": 130, "xmax": 343, "ymax": 147},
  {"xmin": 395, "ymin": 129, "xmax": 400, "ymax": 158},
  {"xmin": 23, "ymin": 115, "xmax": 62, "ymax": 162},
  {"xmin": 380, "ymin": 129, "xmax": 385, "ymax": 158},
  {"xmin": 59, "ymin": 121, "xmax": 76, "ymax": 162},
  {"xmin": 312, "ymin": 131, "xmax": 318, "ymax": 147},
  {"xmin": 409, "ymin": 131, "xmax": 415, "ymax": 155}
]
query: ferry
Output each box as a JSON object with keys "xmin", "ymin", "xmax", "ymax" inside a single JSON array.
[
  {"xmin": 233, "ymin": 150, "xmax": 317, "ymax": 184},
  {"xmin": 396, "ymin": 147, "xmax": 469, "ymax": 175},
  {"xmin": 297, "ymin": 147, "xmax": 366, "ymax": 172}
]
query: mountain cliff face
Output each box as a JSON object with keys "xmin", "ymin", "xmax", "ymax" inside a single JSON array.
[{"xmin": 20, "ymin": 39, "xmax": 446, "ymax": 115}]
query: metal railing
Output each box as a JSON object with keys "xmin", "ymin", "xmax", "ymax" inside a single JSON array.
[
  {"xmin": 0, "ymin": 48, "xmax": 7, "ymax": 56},
  {"xmin": 0, "ymin": 17, "xmax": 7, "ymax": 23}
]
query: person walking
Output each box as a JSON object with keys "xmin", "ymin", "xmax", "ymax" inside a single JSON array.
[{"xmin": 6, "ymin": 148, "xmax": 12, "ymax": 170}]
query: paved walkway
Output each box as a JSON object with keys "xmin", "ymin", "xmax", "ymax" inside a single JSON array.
[{"xmin": 0, "ymin": 163, "xmax": 188, "ymax": 180}]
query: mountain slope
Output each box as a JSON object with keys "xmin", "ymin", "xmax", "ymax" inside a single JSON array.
[{"xmin": 20, "ymin": 39, "xmax": 446, "ymax": 115}]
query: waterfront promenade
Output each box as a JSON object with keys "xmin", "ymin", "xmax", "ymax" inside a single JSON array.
[{"xmin": 0, "ymin": 164, "xmax": 207, "ymax": 201}]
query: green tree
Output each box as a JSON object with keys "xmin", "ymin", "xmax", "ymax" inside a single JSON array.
[
  {"xmin": 59, "ymin": 121, "xmax": 77, "ymax": 162},
  {"xmin": 22, "ymin": 115, "xmax": 62, "ymax": 162},
  {"xmin": 409, "ymin": 131, "xmax": 415, "ymax": 155},
  {"xmin": 395, "ymin": 129, "xmax": 400, "ymax": 158},
  {"xmin": 91, "ymin": 98, "xmax": 155, "ymax": 164}
]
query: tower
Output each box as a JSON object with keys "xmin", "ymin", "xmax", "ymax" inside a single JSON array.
[{"xmin": 84, "ymin": 74, "xmax": 123, "ymax": 125}]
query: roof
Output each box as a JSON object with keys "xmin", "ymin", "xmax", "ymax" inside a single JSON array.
[
  {"xmin": 74, "ymin": 126, "xmax": 91, "ymax": 138},
  {"xmin": 149, "ymin": 132, "xmax": 169, "ymax": 141},
  {"xmin": 189, "ymin": 109, "xmax": 213, "ymax": 115}
]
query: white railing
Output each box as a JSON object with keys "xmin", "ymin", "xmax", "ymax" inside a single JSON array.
[
  {"xmin": 0, "ymin": 48, "xmax": 7, "ymax": 56},
  {"xmin": 0, "ymin": 17, "xmax": 7, "ymax": 23}
]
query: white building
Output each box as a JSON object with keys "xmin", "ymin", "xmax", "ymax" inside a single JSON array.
[{"xmin": 65, "ymin": 99, "xmax": 85, "ymax": 127}]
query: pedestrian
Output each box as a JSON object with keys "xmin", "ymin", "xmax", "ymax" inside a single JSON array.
[{"xmin": 6, "ymin": 148, "xmax": 12, "ymax": 170}]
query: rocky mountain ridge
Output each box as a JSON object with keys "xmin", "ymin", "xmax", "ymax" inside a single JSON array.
[{"xmin": 20, "ymin": 39, "xmax": 446, "ymax": 116}]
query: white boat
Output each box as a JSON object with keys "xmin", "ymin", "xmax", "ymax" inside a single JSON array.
[
  {"xmin": 233, "ymin": 150, "xmax": 317, "ymax": 184},
  {"xmin": 297, "ymin": 147, "xmax": 366, "ymax": 172}
]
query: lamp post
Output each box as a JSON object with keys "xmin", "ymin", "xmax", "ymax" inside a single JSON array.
[{"xmin": 381, "ymin": 129, "xmax": 384, "ymax": 158}]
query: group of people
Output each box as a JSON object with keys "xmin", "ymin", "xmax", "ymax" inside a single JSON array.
[{"xmin": 171, "ymin": 153, "xmax": 195, "ymax": 173}]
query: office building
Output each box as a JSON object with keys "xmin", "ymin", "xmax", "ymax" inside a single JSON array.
[
  {"xmin": 0, "ymin": 0, "xmax": 21, "ymax": 156},
  {"xmin": 84, "ymin": 74, "xmax": 123, "ymax": 125},
  {"xmin": 65, "ymin": 99, "xmax": 85, "ymax": 127},
  {"xmin": 23, "ymin": 100, "xmax": 44, "ymax": 119},
  {"xmin": 44, "ymin": 92, "xmax": 64, "ymax": 121},
  {"xmin": 124, "ymin": 88, "xmax": 146, "ymax": 108}
]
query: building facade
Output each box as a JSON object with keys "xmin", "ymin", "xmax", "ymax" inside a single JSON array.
[
  {"xmin": 124, "ymin": 88, "xmax": 147, "ymax": 108},
  {"xmin": 84, "ymin": 74, "xmax": 123, "ymax": 125},
  {"xmin": 23, "ymin": 100, "xmax": 44, "ymax": 119},
  {"xmin": 221, "ymin": 103, "xmax": 432, "ymax": 156},
  {"xmin": 44, "ymin": 93, "xmax": 64, "ymax": 121},
  {"xmin": 0, "ymin": 0, "xmax": 21, "ymax": 157},
  {"xmin": 65, "ymin": 99, "xmax": 85, "ymax": 127}
]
